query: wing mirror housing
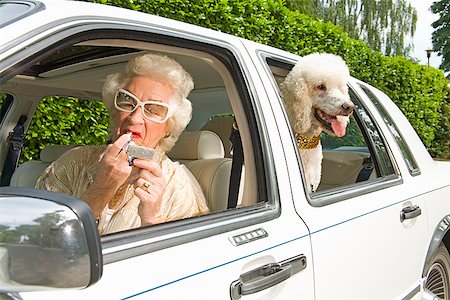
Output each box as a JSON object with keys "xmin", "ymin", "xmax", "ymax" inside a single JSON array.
[{"xmin": 0, "ymin": 187, "xmax": 102, "ymax": 293}]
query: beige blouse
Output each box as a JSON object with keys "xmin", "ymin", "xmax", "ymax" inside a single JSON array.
[{"xmin": 36, "ymin": 145, "xmax": 209, "ymax": 235}]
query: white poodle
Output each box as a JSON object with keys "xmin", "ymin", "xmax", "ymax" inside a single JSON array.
[{"xmin": 281, "ymin": 53, "xmax": 354, "ymax": 192}]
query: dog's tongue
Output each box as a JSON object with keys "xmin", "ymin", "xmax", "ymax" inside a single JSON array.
[{"xmin": 330, "ymin": 116, "xmax": 348, "ymax": 137}]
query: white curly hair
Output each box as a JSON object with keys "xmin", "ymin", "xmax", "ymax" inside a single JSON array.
[{"xmin": 102, "ymin": 52, "xmax": 194, "ymax": 152}]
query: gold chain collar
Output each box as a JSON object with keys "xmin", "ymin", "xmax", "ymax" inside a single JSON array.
[{"xmin": 295, "ymin": 132, "xmax": 320, "ymax": 149}]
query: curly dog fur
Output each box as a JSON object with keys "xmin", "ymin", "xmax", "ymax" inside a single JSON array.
[{"xmin": 281, "ymin": 53, "xmax": 354, "ymax": 192}]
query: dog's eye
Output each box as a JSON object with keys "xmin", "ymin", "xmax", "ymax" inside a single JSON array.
[{"xmin": 316, "ymin": 84, "xmax": 327, "ymax": 91}]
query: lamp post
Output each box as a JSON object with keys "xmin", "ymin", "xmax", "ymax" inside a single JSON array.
[{"xmin": 426, "ymin": 49, "xmax": 434, "ymax": 66}]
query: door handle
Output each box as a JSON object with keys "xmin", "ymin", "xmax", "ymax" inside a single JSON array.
[
  {"xmin": 230, "ymin": 255, "xmax": 306, "ymax": 299},
  {"xmin": 400, "ymin": 205, "xmax": 421, "ymax": 222}
]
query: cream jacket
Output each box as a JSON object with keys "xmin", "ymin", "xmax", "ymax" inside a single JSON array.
[{"xmin": 36, "ymin": 145, "xmax": 209, "ymax": 235}]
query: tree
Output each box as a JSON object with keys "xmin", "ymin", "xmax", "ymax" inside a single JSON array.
[
  {"xmin": 431, "ymin": 0, "xmax": 450, "ymax": 73},
  {"xmin": 285, "ymin": 0, "xmax": 417, "ymax": 57}
]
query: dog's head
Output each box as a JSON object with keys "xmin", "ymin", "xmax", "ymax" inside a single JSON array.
[{"xmin": 281, "ymin": 53, "xmax": 354, "ymax": 137}]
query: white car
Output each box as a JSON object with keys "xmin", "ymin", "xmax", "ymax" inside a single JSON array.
[{"xmin": 0, "ymin": 1, "xmax": 449, "ymax": 299}]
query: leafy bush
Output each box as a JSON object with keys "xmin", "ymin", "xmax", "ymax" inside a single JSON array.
[
  {"xmin": 428, "ymin": 85, "xmax": 450, "ymax": 160},
  {"xmin": 21, "ymin": 96, "xmax": 110, "ymax": 162},
  {"xmin": 21, "ymin": 0, "xmax": 448, "ymax": 159},
  {"xmin": 87, "ymin": 0, "xmax": 448, "ymax": 158}
]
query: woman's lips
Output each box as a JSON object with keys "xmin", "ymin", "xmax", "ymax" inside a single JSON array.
[{"xmin": 124, "ymin": 130, "xmax": 141, "ymax": 139}]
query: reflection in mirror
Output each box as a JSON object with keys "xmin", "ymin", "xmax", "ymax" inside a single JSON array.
[{"xmin": 0, "ymin": 197, "xmax": 90, "ymax": 292}]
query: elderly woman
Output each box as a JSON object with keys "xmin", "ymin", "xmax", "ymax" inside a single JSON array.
[{"xmin": 37, "ymin": 52, "xmax": 209, "ymax": 235}]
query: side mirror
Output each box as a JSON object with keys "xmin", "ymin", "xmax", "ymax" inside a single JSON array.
[{"xmin": 0, "ymin": 187, "xmax": 102, "ymax": 292}]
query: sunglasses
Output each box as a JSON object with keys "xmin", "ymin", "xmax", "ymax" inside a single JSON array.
[{"xmin": 114, "ymin": 89, "xmax": 173, "ymax": 123}]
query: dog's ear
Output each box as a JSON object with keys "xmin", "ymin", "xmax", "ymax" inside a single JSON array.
[{"xmin": 280, "ymin": 71, "xmax": 312, "ymax": 133}]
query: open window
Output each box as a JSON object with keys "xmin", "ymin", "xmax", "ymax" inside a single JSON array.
[
  {"xmin": 262, "ymin": 55, "xmax": 400, "ymax": 204},
  {"xmin": 0, "ymin": 28, "xmax": 273, "ymax": 241}
]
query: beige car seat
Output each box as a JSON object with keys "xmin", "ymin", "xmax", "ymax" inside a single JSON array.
[
  {"xmin": 10, "ymin": 145, "xmax": 76, "ymax": 187},
  {"xmin": 200, "ymin": 116, "xmax": 234, "ymax": 158},
  {"xmin": 168, "ymin": 130, "xmax": 232, "ymax": 212},
  {"xmin": 11, "ymin": 131, "xmax": 232, "ymax": 213}
]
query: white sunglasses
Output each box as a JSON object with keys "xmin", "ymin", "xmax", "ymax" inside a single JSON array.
[{"xmin": 114, "ymin": 89, "xmax": 173, "ymax": 123}]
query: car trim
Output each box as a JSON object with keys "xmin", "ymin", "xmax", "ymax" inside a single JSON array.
[
  {"xmin": 120, "ymin": 232, "xmax": 310, "ymax": 299},
  {"xmin": 402, "ymin": 284, "xmax": 421, "ymax": 300},
  {"xmin": 357, "ymin": 83, "xmax": 421, "ymax": 177},
  {"xmin": 350, "ymin": 86, "xmax": 399, "ymax": 176},
  {"xmin": 102, "ymin": 203, "xmax": 280, "ymax": 264},
  {"xmin": 117, "ymin": 186, "xmax": 449, "ymax": 298},
  {"xmin": 422, "ymin": 214, "xmax": 450, "ymax": 277},
  {"xmin": 310, "ymin": 175, "xmax": 403, "ymax": 206}
]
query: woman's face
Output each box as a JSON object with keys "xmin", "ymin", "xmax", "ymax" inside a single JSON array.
[{"xmin": 114, "ymin": 76, "xmax": 173, "ymax": 148}]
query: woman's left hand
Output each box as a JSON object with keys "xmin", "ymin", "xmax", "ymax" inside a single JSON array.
[{"xmin": 129, "ymin": 158, "xmax": 166, "ymax": 225}]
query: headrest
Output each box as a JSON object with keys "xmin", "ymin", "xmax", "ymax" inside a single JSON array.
[
  {"xmin": 40, "ymin": 145, "xmax": 77, "ymax": 163},
  {"xmin": 168, "ymin": 131, "xmax": 224, "ymax": 160},
  {"xmin": 200, "ymin": 116, "xmax": 234, "ymax": 158}
]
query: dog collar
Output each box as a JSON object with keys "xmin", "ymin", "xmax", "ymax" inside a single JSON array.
[{"xmin": 295, "ymin": 133, "xmax": 320, "ymax": 149}]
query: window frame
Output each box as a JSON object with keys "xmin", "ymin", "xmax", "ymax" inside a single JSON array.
[
  {"xmin": 0, "ymin": 0, "xmax": 44, "ymax": 29},
  {"xmin": 358, "ymin": 83, "xmax": 421, "ymax": 176},
  {"xmin": 0, "ymin": 93, "xmax": 14, "ymax": 126},
  {"xmin": 1, "ymin": 23, "xmax": 283, "ymax": 263},
  {"xmin": 258, "ymin": 53, "xmax": 402, "ymax": 207},
  {"xmin": 309, "ymin": 86, "xmax": 402, "ymax": 206}
]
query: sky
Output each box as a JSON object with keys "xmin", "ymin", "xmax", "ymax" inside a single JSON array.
[{"xmin": 408, "ymin": 0, "xmax": 443, "ymax": 70}]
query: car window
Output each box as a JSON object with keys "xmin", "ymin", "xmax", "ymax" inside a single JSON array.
[
  {"xmin": 19, "ymin": 96, "xmax": 109, "ymax": 164},
  {"xmin": 262, "ymin": 55, "xmax": 399, "ymax": 200},
  {"xmin": 0, "ymin": 93, "xmax": 13, "ymax": 125},
  {"xmin": 318, "ymin": 89, "xmax": 397, "ymax": 192},
  {"xmin": 358, "ymin": 83, "xmax": 420, "ymax": 176},
  {"xmin": 0, "ymin": 0, "xmax": 43, "ymax": 28},
  {"xmin": 0, "ymin": 28, "xmax": 272, "ymax": 245}
]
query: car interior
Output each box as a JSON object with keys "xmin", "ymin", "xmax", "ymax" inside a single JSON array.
[
  {"xmin": 0, "ymin": 37, "xmax": 260, "ymax": 222},
  {"xmin": 0, "ymin": 34, "xmax": 383, "ymax": 233},
  {"xmin": 266, "ymin": 60, "xmax": 378, "ymax": 192}
]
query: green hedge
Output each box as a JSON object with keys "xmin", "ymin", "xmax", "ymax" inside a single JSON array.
[
  {"xmin": 21, "ymin": 0, "xmax": 448, "ymax": 159},
  {"xmin": 21, "ymin": 97, "xmax": 110, "ymax": 162},
  {"xmin": 88, "ymin": 0, "xmax": 449, "ymax": 156}
]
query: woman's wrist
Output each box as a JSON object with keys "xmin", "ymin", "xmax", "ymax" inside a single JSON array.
[
  {"xmin": 140, "ymin": 214, "xmax": 163, "ymax": 226},
  {"xmin": 83, "ymin": 182, "xmax": 116, "ymax": 218}
]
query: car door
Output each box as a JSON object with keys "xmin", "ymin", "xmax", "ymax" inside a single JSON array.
[
  {"xmin": 249, "ymin": 47, "xmax": 429, "ymax": 299},
  {"xmin": 0, "ymin": 2, "xmax": 314, "ymax": 299}
]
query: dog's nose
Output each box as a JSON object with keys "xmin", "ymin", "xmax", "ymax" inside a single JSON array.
[{"xmin": 341, "ymin": 102, "xmax": 355, "ymax": 114}]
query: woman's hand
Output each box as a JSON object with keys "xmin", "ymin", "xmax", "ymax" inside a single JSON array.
[
  {"xmin": 94, "ymin": 133, "xmax": 133, "ymax": 189},
  {"xmin": 83, "ymin": 133, "xmax": 133, "ymax": 216},
  {"xmin": 129, "ymin": 158, "xmax": 167, "ymax": 225}
]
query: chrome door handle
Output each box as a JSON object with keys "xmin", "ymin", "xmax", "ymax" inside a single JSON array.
[
  {"xmin": 400, "ymin": 205, "xmax": 422, "ymax": 222},
  {"xmin": 230, "ymin": 255, "xmax": 306, "ymax": 299}
]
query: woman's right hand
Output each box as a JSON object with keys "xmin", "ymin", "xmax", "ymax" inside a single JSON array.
[
  {"xmin": 93, "ymin": 133, "xmax": 133, "ymax": 189},
  {"xmin": 83, "ymin": 133, "xmax": 133, "ymax": 217}
]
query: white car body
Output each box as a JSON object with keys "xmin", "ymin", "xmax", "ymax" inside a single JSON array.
[{"xmin": 0, "ymin": 1, "xmax": 449, "ymax": 299}]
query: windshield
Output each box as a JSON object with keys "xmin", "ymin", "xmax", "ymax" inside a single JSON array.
[{"xmin": 0, "ymin": 1, "xmax": 43, "ymax": 28}]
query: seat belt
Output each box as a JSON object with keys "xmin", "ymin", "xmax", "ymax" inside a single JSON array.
[
  {"xmin": 227, "ymin": 119, "xmax": 244, "ymax": 209},
  {"xmin": 0, "ymin": 115, "xmax": 27, "ymax": 186},
  {"xmin": 356, "ymin": 157, "xmax": 373, "ymax": 182}
]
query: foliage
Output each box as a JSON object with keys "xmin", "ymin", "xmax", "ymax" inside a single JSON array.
[
  {"xmin": 285, "ymin": 0, "xmax": 417, "ymax": 57},
  {"xmin": 86, "ymin": 0, "xmax": 448, "ymax": 157},
  {"xmin": 18, "ymin": 0, "xmax": 447, "ymax": 159},
  {"xmin": 431, "ymin": 0, "xmax": 450, "ymax": 73},
  {"xmin": 429, "ymin": 83, "xmax": 450, "ymax": 159},
  {"xmin": 21, "ymin": 96, "xmax": 110, "ymax": 162}
]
